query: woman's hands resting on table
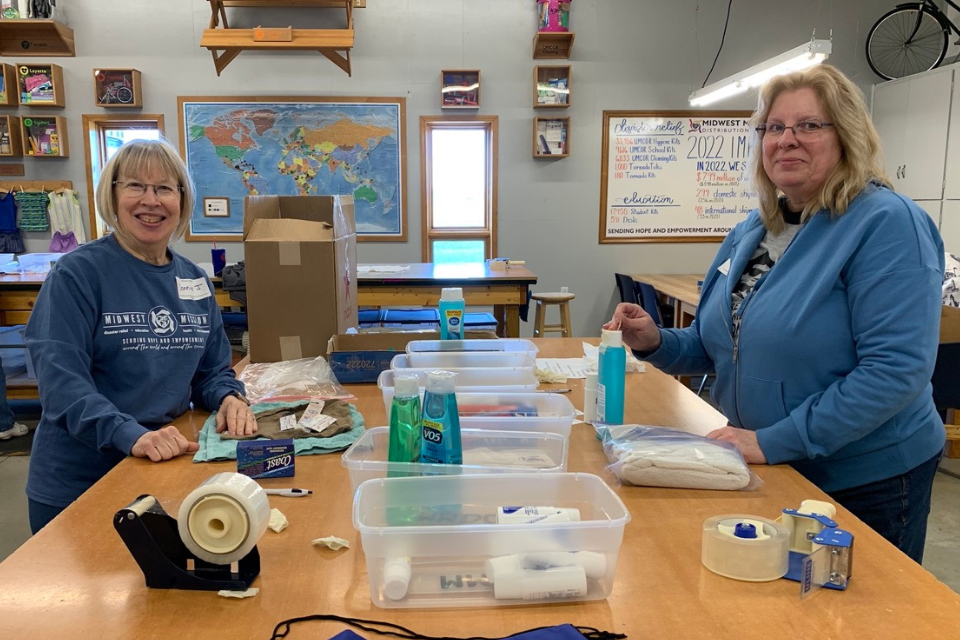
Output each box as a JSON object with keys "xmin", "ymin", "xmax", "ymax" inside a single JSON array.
[
  {"xmin": 707, "ymin": 425, "xmax": 767, "ymax": 464},
  {"xmin": 216, "ymin": 394, "xmax": 258, "ymax": 436},
  {"xmin": 130, "ymin": 395, "xmax": 257, "ymax": 463},
  {"xmin": 604, "ymin": 303, "xmax": 662, "ymax": 353},
  {"xmin": 131, "ymin": 426, "xmax": 199, "ymax": 462}
]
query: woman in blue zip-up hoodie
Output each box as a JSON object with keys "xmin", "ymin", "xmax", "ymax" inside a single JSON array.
[{"xmin": 609, "ymin": 65, "xmax": 945, "ymax": 563}]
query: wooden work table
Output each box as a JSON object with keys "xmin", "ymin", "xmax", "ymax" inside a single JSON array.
[
  {"xmin": 0, "ymin": 339, "xmax": 958, "ymax": 638},
  {"xmin": 0, "ymin": 262, "xmax": 537, "ymax": 339},
  {"xmin": 629, "ymin": 273, "xmax": 702, "ymax": 328}
]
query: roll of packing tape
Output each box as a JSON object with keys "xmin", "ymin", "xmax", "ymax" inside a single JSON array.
[
  {"xmin": 177, "ymin": 472, "xmax": 270, "ymax": 565},
  {"xmin": 701, "ymin": 514, "xmax": 790, "ymax": 582}
]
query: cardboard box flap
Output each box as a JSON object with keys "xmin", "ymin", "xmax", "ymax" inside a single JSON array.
[
  {"xmin": 942, "ymin": 305, "xmax": 960, "ymax": 344},
  {"xmin": 246, "ymin": 217, "xmax": 334, "ymax": 242},
  {"xmin": 243, "ymin": 194, "xmax": 356, "ymax": 240}
]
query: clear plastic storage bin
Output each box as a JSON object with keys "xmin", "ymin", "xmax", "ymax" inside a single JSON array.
[
  {"xmin": 378, "ymin": 368, "xmax": 539, "ymax": 414},
  {"xmin": 457, "ymin": 392, "xmax": 574, "ymax": 438},
  {"xmin": 391, "ymin": 352, "xmax": 535, "ymax": 371},
  {"xmin": 405, "ymin": 339, "xmax": 538, "ymax": 359},
  {"xmin": 352, "ymin": 473, "xmax": 631, "ymax": 608},
  {"xmin": 341, "ymin": 427, "xmax": 568, "ymax": 492}
]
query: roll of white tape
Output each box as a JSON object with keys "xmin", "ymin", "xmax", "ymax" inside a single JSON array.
[
  {"xmin": 177, "ymin": 473, "xmax": 270, "ymax": 565},
  {"xmin": 701, "ymin": 514, "xmax": 790, "ymax": 582}
]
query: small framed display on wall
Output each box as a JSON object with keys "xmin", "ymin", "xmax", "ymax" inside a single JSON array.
[
  {"xmin": 441, "ymin": 70, "xmax": 480, "ymax": 109},
  {"xmin": 204, "ymin": 197, "xmax": 229, "ymax": 217},
  {"xmin": 94, "ymin": 69, "xmax": 142, "ymax": 108}
]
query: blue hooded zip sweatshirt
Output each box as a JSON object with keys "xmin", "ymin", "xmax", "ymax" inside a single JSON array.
[{"xmin": 644, "ymin": 184, "xmax": 945, "ymax": 492}]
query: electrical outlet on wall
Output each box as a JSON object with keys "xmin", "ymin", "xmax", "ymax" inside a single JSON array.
[{"xmin": 560, "ymin": 286, "xmax": 569, "ymax": 293}]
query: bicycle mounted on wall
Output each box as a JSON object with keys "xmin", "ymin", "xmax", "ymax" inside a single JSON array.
[{"xmin": 867, "ymin": 0, "xmax": 960, "ymax": 80}]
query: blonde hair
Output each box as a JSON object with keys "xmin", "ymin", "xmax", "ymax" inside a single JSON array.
[
  {"xmin": 748, "ymin": 64, "xmax": 891, "ymax": 234},
  {"xmin": 95, "ymin": 138, "xmax": 195, "ymax": 243}
]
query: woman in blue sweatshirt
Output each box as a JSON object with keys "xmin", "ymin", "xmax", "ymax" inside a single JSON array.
[
  {"xmin": 24, "ymin": 140, "xmax": 258, "ymax": 533},
  {"xmin": 609, "ymin": 65, "xmax": 945, "ymax": 563}
]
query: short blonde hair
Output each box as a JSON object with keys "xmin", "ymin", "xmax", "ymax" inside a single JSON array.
[
  {"xmin": 95, "ymin": 138, "xmax": 195, "ymax": 243},
  {"xmin": 748, "ymin": 64, "xmax": 891, "ymax": 234}
]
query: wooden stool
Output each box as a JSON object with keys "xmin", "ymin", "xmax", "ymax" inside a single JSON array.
[{"xmin": 532, "ymin": 291, "xmax": 575, "ymax": 337}]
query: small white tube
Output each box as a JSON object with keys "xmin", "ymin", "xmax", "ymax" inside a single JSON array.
[
  {"xmin": 522, "ymin": 551, "xmax": 608, "ymax": 580},
  {"xmin": 383, "ymin": 557, "xmax": 412, "ymax": 601},
  {"xmin": 496, "ymin": 506, "xmax": 581, "ymax": 524},
  {"xmin": 493, "ymin": 565, "xmax": 587, "ymax": 601},
  {"xmin": 583, "ymin": 372, "xmax": 598, "ymax": 422}
]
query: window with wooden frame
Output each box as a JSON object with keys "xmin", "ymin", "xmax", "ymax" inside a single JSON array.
[
  {"xmin": 81, "ymin": 114, "xmax": 165, "ymax": 239},
  {"xmin": 420, "ymin": 115, "xmax": 498, "ymax": 263}
]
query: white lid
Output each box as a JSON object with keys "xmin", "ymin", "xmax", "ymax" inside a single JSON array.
[
  {"xmin": 584, "ymin": 371, "xmax": 598, "ymax": 389},
  {"xmin": 425, "ymin": 369, "xmax": 457, "ymax": 393},
  {"xmin": 382, "ymin": 557, "xmax": 411, "ymax": 601},
  {"xmin": 394, "ymin": 373, "xmax": 420, "ymax": 398},
  {"xmin": 485, "ymin": 554, "xmax": 522, "ymax": 581},
  {"xmin": 600, "ymin": 329, "xmax": 622, "ymax": 348},
  {"xmin": 441, "ymin": 287, "xmax": 463, "ymax": 301}
]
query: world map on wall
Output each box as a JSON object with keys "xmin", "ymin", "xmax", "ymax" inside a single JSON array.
[{"xmin": 182, "ymin": 101, "xmax": 403, "ymax": 237}]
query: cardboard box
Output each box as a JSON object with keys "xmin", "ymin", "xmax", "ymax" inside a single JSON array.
[
  {"xmin": 327, "ymin": 330, "xmax": 498, "ymax": 383},
  {"xmin": 942, "ymin": 305, "xmax": 960, "ymax": 344},
  {"xmin": 244, "ymin": 195, "xmax": 357, "ymax": 363}
]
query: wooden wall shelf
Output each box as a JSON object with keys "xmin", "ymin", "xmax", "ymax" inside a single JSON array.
[
  {"xmin": 533, "ymin": 32, "xmax": 574, "ymax": 59},
  {"xmin": 201, "ymin": 0, "xmax": 356, "ymax": 76},
  {"xmin": 0, "ymin": 20, "xmax": 75, "ymax": 57}
]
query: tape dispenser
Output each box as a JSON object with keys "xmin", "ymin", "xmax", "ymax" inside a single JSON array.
[
  {"xmin": 701, "ymin": 499, "xmax": 853, "ymax": 599},
  {"xmin": 779, "ymin": 499, "xmax": 854, "ymax": 597},
  {"xmin": 114, "ymin": 472, "xmax": 270, "ymax": 591}
]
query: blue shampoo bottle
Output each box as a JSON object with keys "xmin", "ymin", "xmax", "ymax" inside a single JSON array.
[
  {"xmin": 388, "ymin": 374, "xmax": 422, "ymax": 470},
  {"xmin": 420, "ymin": 370, "xmax": 463, "ymax": 464},
  {"xmin": 439, "ymin": 287, "xmax": 465, "ymax": 340},
  {"xmin": 597, "ymin": 329, "xmax": 625, "ymax": 424}
]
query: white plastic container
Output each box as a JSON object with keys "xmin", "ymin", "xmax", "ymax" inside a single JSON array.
[
  {"xmin": 342, "ymin": 427, "xmax": 568, "ymax": 492},
  {"xmin": 352, "ymin": 473, "xmax": 631, "ymax": 608},
  {"xmin": 405, "ymin": 339, "xmax": 538, "ymax": 359},
  {"xmin": 17, "ymin": 252, "xmax": 63, "ymax": 274},
  {"xmin": 392, "ymin": 352, "xmax": 535, "ymax": 371},
  {"xmin": 378, "ymin": 368, "xmax": 539, "ymax": 415},
  {"xmin": 457, "ymin": 392, "xmax": 574, "ymax": 438}
]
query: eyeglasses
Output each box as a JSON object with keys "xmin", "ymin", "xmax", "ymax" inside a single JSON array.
[
  {"xmin": 755, "ymin": 119, "xmax": 834, "ymax": 138},
  {"xmin": 113, "ymin": 180, "xmax": 182, "ymax": 201}
]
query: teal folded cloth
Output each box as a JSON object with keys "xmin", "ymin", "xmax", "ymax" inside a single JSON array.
[{"xmin": 193, "ymin": 400, "xmax": 365, "ymax": 463}]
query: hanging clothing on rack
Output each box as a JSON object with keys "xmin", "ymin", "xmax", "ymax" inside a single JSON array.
[
  {"xmin": 0, "ymin": 191, "xmax": 24, "ymax": 253},
  {"xmin": 15, "ymin": 190, "xmax": 50, "ymax": 232},
  {"xmin": 47, "ymin": 189, "xmax": 85, "ymax": 253}
]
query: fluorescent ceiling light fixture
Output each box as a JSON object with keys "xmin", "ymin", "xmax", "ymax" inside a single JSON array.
[{"xmin": 689, "ymin": 39, "xmax": 832, "ymax": 107}]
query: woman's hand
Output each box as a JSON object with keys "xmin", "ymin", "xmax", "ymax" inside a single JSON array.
[
  {"xmin": 706, "ymin": 425, "xmax": 767, "ymax": 464},
  {"xmin": 604, "ymin": 303, "xmax": 662, "ymax": 352},
  {"xmin": 216, "ymin": 394, "xmax": 258, "ymax": 436},
  {"xmin": 131, "ymin": 425, "xmax": 199, "ymax": 462}
]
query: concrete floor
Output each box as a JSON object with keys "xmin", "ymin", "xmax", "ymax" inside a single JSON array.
[{"xmin": 2, "ymin": 426, "xmax": 959, "ymax": 594}]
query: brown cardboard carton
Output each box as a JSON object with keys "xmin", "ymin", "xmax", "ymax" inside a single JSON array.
[
  {"xmin": 244, "ymin": 194, "xmax": 357, "ymax": 363},
  {"xmin": 942, "ymin": 305, "xmax": 960, "ymax": 344}
]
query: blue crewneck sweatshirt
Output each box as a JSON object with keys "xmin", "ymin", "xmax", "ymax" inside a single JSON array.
[{"xmin": 25, "ymin": 235, "xmax": 243, "ymax": 507}]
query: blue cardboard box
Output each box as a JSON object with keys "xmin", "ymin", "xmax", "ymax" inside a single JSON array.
[{"xmin": 327, "ymin": 330, "xmax": 498, "ymax": 383}]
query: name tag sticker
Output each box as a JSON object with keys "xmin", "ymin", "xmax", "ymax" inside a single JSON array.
[
  {"xmin": 176, "ymin": 277, "xmax": 212, "ymax": 300},
  {"xmin": 718, "ymin": 259, "xmax": 731, "ymax": 276}
]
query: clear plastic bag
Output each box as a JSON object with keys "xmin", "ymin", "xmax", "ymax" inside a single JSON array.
[
  {"xmin": 594, "ymin": 424, "xmax": 762, "ymax": 491},
  {"xmin": 239, "ymin": 356, "xmax": 354, "ymax": 404}
]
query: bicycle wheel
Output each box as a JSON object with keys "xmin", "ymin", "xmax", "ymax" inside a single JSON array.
[{"xmin": 866, "ymin": 5, "xmax": 948, "ymax": 80}]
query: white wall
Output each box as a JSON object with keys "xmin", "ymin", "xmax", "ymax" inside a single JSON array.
[{"xmin": 13, "ymin": 0, "xmax": 893, "ymax": 336}]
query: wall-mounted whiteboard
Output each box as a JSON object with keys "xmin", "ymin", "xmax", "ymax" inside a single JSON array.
[{"xmin": 599, "ymin": 110, "xmax": 756, "ymax": 243}]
